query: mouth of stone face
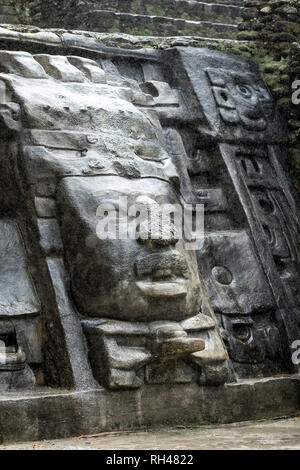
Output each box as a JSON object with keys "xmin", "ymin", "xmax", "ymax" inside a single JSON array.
[
  {"xmin": 241, "ymin": 111, "xmax": 267, "ymax": 130},
  {"xmin": 135, "ymin": 251, "xmax": 190, "ymax": 289},
  {"xmin": 136, "ymin": 278, "xmax": 188, "ymax": 298},
  {"xmin": 244, "ymin": 108, "xmax": 261, "ymax": 119},
  {"xmin": 151, "ymin": 267, "xmax": 184, "ymax": 280}
]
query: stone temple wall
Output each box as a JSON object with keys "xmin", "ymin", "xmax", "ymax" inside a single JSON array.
[
  {"xmin": 0, "ymin": 29, "xmax": 299, "ymax": 442},
  {"xmin": 3, "ymin": 1, "xmax": 298, "ymax": 191},
  {"xmin": 0, "ymin": 3, "xmax": 299, "ymax": 443},
  {"xmin": 240, "ymin": 0, "xmax": 300, "ymax": 43},
  {"xmin": 12, "ymin": 0, "xmax": 245, "ymax": 39},
  {"xmin": 0, "ymin": 0, "xmax": 22, "ymax": 24},
  {"xmin": 238, "ymin": 0, "xmax": 300, "ymax": 192}
]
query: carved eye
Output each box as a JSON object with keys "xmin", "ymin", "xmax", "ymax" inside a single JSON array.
[
  {"xmin": 236, "ymin": 84, "xmax": 252, "ymax": 99},
  {"xmin": 140, "ymin": 82, "xmax": 159, "ymax": 97},
  {"xmin": 258, "ymin": 197, "xmax": 274, "ymax": 215},
  {"xmin": 232, "ymin": 323, "xmax": 251, "ymax": 342}
]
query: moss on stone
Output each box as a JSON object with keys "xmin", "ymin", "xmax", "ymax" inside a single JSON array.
[{"xmin": 237, "ymin": 30, "xmax": 260, "ymax": 40}]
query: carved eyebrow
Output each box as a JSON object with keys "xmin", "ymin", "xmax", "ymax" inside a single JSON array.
[
  {"xmin": 95, "ymin": 201, "xmax": 126, "ymax": 214},
  {"xmin": 93, "ymin": 192, "xmax": 177, "ymax": 209},
  {"xmin": 232, "ymin": 78, "xmax": 251, "ymax": 87},
  {"xmin": 94, "ymin": 189, "xmax": 170, "ymax": 197}
]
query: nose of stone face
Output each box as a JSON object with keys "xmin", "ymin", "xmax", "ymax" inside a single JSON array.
[
  {"xmin": 137, "ymin": 231, "xmax": 179, "ymax": 247},
  {"xmin": 137, "ymin": 211, "xmax": 180, "ymax": 247},
  {"xmin": 151, "ymin": 236, "xmax": 179, "ymax": 247}
]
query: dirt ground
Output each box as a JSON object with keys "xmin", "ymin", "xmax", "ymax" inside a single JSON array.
[{"xmin": 1, "ymin": 417, "xmax": 300, "ymax": 450}]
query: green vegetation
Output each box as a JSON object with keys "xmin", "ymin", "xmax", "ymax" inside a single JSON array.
[{"xmin": 218, "ymin": 39, "xmax": 300, "ymax": 191}]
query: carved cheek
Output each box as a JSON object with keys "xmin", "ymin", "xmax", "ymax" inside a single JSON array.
[
  {"xmin": 239, "ymin": 114, "xmax": 267, "ymax": 131},
  {"xmin": 71, "ymin": 259, "xmax": 114, "ymax": 295},
  {"xmin": 219, "ymin": 108, "xmax": 240, "ymax": 124}
]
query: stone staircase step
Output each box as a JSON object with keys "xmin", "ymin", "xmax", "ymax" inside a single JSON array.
[
  {"xmin": 196, "ymin": 0, "xmax": 243, "ymax": 5},
  {"xmin": 86, "ymin": 0, "xmax": 244, "ymax": 25},
  {"xmin": 84, "ymin": 10, "xmax": 238, "ymax": 38}
]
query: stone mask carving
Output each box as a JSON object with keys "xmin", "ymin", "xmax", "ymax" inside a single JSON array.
[
  {"xmin": 207, "ymin": 68, "xmax": 275, "ymax": 131},
  {"xmin": 0, "ymin": 50, "xmax": 229, "ymax": 390},
  {"xmin": 0, "ymin": 35, "xmax": 298, "ymax": 437},
  {"xmin": 57, "ymin": 175, "xmax": 202, "ymax": 322},
  {"xmin": 170, "ymin": 47, "xmax": 299, "ymax": 379},
  {"xmin": 197, "ymin": 231, "xmax": 286, "ymax": 377}
]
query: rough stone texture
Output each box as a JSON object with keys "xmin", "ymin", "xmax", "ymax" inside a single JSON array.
[
  {"xmin": 0, "ymin": 1, "xmax": 21, "ymax": 24},
  {"xmin": 238, "ymin": 0, "xmax": 300, "ymax": 192},
  {"xmin": 0, "ymin": 24, "xmax": 298, "ymax": 443},
  {"xmin": 8, "ymin": 0, "xmax": 245, "ymax": 39},
  {"xmin": 3, "ymin": 2, "xmax": 298, "ymax": 189},
  {"xmin": 3, "ymin": 417, "xmax": 300, "ymax": 450},
  {"xmin": 239, "ymin": 0, "xmax": 300, "ymax": 44},
  {"xmin": 0, "ymin": 376, "xmax": 299, "ymax": 443},
  {"xmin": 0, "ymin": 45, "xmax": 232, "ymax": 391},
  {"xmin": 2, "ymin": 1, "xmax": 297, "ymax": 190}
]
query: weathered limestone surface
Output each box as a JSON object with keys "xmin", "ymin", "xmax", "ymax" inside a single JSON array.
[
  {"xmin": 1, "ymin": 376, "xmax": 300, "ymax": 443},
  {"xmin": 8, "ymin": 0, "xmax": 246, "ymax": 38},
  {"xmin": 0, "ymin": 1, "xmax": 19, "ymax": 24},
  {"xmin": 238, "ymin": 0, "xmax": 300, "ymax": 191},
  {"xmin": 0, "ymin": 25, "xmax": 298, "ymax": 442},
  {"xmin": 3, "ymin": 2, "xmax": 298, "ymax": 190},
  {"xmin": 240, "ymin": 0, "xmax": 300, "ymax": 43}
]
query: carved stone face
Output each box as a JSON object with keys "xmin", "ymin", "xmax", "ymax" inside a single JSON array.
[
  {"xmin": 198, "ymin": 231, "xmax": 275, "ymax": 316},
  {"xmin": 197, "ymin": 230, "xmax": 286, "ymax": 374},
  {"xmin": 207, "ymin": 68, "xmax": 274, "ymax": 131},
  {"xmin": 57, "ymin": 175, "xmax": 202, "ymax": 322}
]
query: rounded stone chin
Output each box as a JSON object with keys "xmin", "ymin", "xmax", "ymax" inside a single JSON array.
[
  {"xmin": 72, "ymin": 272, "xmax": 202, "ymax": 322},
  {"xmin": 240, "ymin": 114, "xmax": 267, "ymax": 131},
  {"xmin": 74, "ymin": 289, "xmax": 200, "ymax": 323}
]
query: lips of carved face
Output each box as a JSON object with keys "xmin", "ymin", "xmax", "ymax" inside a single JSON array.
[
  {"xmin": 135, "ymin": 251, "xmax": 189, "ymax": 298},
  {"xmin": 239, "ymin": 110, "xmax": 267, "ymax": 131}
]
